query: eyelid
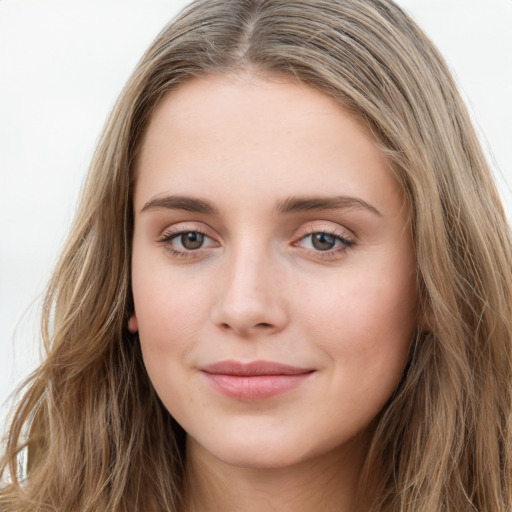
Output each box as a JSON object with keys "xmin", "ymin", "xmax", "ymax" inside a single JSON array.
[
  {"xmin": 296, "ymin": 222, "xmax": 355, "ymax": 242},
  {"xmin": 158, "ymin": 221, "xmax": 217, "ymax": 239}
]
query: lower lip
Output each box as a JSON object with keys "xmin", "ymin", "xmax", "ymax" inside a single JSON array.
[{"xmin": 202, "ymin": 372, "xmax": 314, "ymax": 401}]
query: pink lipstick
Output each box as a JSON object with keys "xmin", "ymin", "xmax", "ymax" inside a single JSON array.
[{"xmin": 200, "ymin": 360, "xmax": 315, "ymax": 401}]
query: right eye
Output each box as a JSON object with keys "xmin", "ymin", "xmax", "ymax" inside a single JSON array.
[
  {"xmin": 158, "ymin": 228, "xmax": 219, "ymax": 258},
  {"xmin": 171, "ymin": 231, "xmax": 206, "ymax": 250}
]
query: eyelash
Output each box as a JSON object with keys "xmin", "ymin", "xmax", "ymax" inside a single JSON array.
[{"xmin": 157, "ymin": 226, "xmax": 355, "ymax": 260}]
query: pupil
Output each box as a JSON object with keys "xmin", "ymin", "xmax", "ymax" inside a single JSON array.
[
  {"xmin": 312, "ymin": 233, "xmax": 335, "ymax": 251},
  {"xmin": 181, "ymin": 232, "xmax": 204, "ymax": 250}
]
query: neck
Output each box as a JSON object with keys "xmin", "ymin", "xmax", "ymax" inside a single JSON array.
[{"xmin": 182, "ymin": 436, "xmax": 370, "ymax": 512}]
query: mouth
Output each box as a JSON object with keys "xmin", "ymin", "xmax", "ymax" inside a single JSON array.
[{"xmin": 199, "ymin": 360, "xmax": 316, "ymax": 401}]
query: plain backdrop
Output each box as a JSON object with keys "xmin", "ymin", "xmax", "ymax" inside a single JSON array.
[{"xmin": 1, "ymin": 0, "xmax": 511, "ymax": 427}]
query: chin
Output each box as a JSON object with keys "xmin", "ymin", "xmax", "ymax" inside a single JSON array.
[
  {"xmin": 187, "ymin": 428, "xmax": 312, "ymax": 470},
  {"xmin": 214, "ymin": 445, "xmax": 308, "ymax": 470},
  {"xmin": 188, "ymin": 424, "xmax": 362, "ymax": 472}
]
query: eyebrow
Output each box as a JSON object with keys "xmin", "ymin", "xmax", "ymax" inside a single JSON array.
[
  {"xmin": 140, "ymin": 194, "xmax": 381, "ymax": 217},
  {"xmin": 274, "ymin": 195, "xmax": 382, "ymax": 216},
  {"xmin": 141, "ymin": 195, "xmax": 219, "ymax": 215}
]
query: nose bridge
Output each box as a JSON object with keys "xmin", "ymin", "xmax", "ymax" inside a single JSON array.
[
  {"xmin": 228, "ymin": 244, "xmax": 270, "ymax": 305},
  {"xmin": 211, "ymin": 239, "xmax": 287, "ymax": 335}
]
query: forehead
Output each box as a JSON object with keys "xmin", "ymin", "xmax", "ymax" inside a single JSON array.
[
  {"xmin": 134, "ymin": 73, "xmax": 403, "ymax": 217},
  {"xmin": 138, "ymin": 72, "xmax": 375, "ymax": 155}
]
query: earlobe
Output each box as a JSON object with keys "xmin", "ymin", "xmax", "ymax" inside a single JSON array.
[{"xmin": 128, "ymin": 312, "xmax": 138, "ymax": 333}]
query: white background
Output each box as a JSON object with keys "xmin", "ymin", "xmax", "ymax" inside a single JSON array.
[{"xmin": 1, "ymin": 0, "xmax": 511, "ymax": 427}]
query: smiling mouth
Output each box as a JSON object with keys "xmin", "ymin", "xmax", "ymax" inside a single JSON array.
[{"xmin": 199, "ymin": 360, "xmax": 316, "ymax": 401}]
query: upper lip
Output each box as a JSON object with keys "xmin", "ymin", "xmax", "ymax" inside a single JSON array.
[{"xmin": 200, "ymin": 360, "xmax": 315, "ymax": 376}]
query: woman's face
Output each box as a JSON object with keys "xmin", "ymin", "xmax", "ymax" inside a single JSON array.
[{"xmin": 131, "ymin": 74, "xmax": 418, "ymax": 469}]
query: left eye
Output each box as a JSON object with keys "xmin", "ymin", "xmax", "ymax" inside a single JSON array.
[{"xmin": 298, "ymin": 232, "xmax": 354, "ymax": 252}]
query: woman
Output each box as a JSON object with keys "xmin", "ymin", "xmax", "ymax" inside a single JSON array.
[{"xmin": 1, "ymin": 0, "xmax": 511, "ymax": 510}]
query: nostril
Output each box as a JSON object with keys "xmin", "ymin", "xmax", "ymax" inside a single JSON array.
[{"xmin": 220, "ymin": 322, "xmax": 272, "ymax": 330}]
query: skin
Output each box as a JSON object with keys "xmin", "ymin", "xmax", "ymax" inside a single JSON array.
[{"xmin": 131, "ymin": 72, "xmax": 419, "ymax": 511}]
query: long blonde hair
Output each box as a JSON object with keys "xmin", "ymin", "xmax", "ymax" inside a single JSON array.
[{"xmin": 2, "ymin": 0, "xmax": 511, "ymax": 510}]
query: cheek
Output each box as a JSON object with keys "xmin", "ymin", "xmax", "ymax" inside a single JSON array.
[
  {"xmin": 131, "ymin": 269, "xmax": 208, "ymax": 415},
  {"xmin": 131, "ymin": 257, "xmax": 210, "ymax": 362},
  {"xmin": 301, "ymin": 258, "xmax": 417, "ymax": 370}
]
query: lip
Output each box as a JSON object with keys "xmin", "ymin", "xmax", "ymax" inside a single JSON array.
[{"xmin": 199, "ymin": 360, "xmax": 315, "ymax": 401}]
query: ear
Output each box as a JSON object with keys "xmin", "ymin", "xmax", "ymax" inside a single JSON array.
[{"xmin": 128, "ymin": 311, "xmax": 138, "ymax": 333}]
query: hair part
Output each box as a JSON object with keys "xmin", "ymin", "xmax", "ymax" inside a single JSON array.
[{"xmin": 2, "ymin": 1, "xmax": 511, "ymax": 510}]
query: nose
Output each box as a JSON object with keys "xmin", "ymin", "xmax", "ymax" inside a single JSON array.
[{"xmin": 210, "ymin": 248, "xmax": 289, "ymax": 337}]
